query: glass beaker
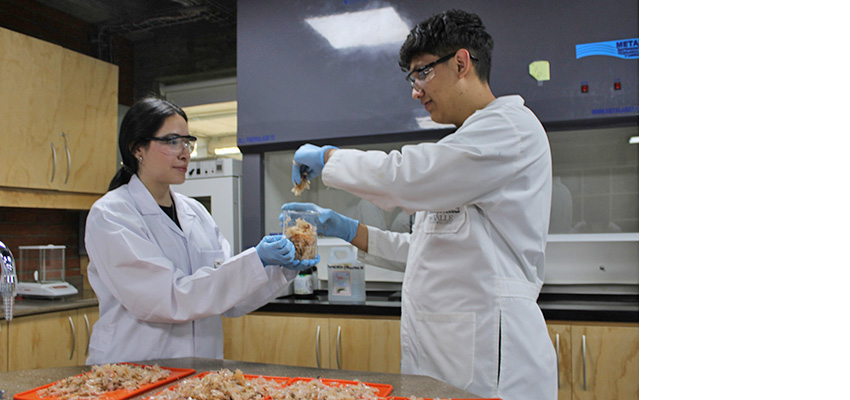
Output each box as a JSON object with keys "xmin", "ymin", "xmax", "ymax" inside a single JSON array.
[{"xmin": 281, "ymin": 210, "xmax": 319, "ymax": 260}]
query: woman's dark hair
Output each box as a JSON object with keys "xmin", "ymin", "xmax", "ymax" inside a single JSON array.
[
  {"xmin": 107, "ymin": 96, "xmax": 188, "ymax": 191},
  {"xmin": 398, "ymin": 9, "xmax": 494, "ymax": 83}
]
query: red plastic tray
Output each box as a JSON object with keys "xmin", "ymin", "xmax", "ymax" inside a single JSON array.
[
  {"xmin": 382, "ymin": 398, "xmax": 501, "ymax": 400},
  {"xmin": 14, "ymin": 363, "xmax": 195, "ymax": 400},
  {"xmin": 285, "ymin": 377, "xmax": 393, "ymax": 397},
  {"xmin": 145, "ymin": 371, "xmax": 290, "ymax": 398}
]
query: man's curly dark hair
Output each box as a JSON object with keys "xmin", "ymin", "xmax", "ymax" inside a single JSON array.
[{"xmin": 399, "ymin": 9, "xmax": 494, "ymax": 84}]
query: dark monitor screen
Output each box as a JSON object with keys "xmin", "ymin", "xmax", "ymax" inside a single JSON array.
[{"xmin": 237, "ymin": 0, "xmax": 638, "ymax": 152}]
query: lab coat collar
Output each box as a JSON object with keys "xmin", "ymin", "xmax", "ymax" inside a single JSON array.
[
  {"xmin": 462, "ymin": 95, "xmax": 525, "ymax": 129},
  {"xmin": 127, "ymin": 175, "xmax": 196, "ymax": 236}
]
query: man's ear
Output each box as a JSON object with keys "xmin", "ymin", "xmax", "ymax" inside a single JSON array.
[{"xmin": 455, "ymin": 48, "xmax": 474, "ymax": 78}]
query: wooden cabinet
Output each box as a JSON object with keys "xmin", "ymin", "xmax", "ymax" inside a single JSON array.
[
  {"xmin": 1, "ymin": 320, "xmax": 8, "ymax": 372},
  {"xmin": 329, "ymin": 317, "xmax": 401, "ymax": 373},
  {"xmin": 548, "ymin": 323, "xmax": 572, "ymax": 400},
  {"xmin": 0, "ymin": 26, "xmax": 117, "ymax": 197},
  {"xmin": 0, "ymin": 26, "xmax": 63, "ymax": 191},
  {"xmin": 223, "ymin": 313, "xmax": 401, "ymax": 373},
  {"xmin": 56, "ymin": 49, "xmax": 119, "ymax": 194},
  {"xmin": 6, "ymin": 307, "xmax": 98, "ymax": 371},
  {"xmin": 8, "ymin": 309, "xmax": 79, "ymax": 370},
  {"xmin": 223, "ymin": 313, "xmax": 330, "ymax": 368},
  {"xmin": 549, "ymin": 322, "xmax": 638, "ymax": 400},
  {"xmin": 77, "ymin": 306, "xmax": 99, "ymax": 364},
  {"xmin": 570, "ymin": 324, "xmax": 639, "ymax": 400}
]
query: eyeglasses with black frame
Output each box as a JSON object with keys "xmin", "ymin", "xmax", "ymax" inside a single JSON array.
[
  {"xmin": 405, "ymin": 52, "xmax": 478, "ymax": 90},
  {"xmin": 149, "ymin": 134, "xmax": 197, "ymax": 155}
]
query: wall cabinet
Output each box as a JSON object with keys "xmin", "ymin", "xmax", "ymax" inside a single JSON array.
[
  {"xmin": 549, "ymin": 322, "xmax": 639, "ymax": 400},
  {"xmin": 0, "ymin": 26, "xmax": 117, "ymax": 196},
  {"xmin": 6, "ymin": 306, "xmax": 98, "ymax": 371},
  {"xmin": 223, "ymin": 313, "xmax": 401, "ymax": 373}
]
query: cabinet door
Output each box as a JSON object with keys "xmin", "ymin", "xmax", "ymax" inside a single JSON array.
[
  {"xmin": 1, "ymin": 321, "xmax": 8, "ymax": 372},
  {"xmin": 571, "ymin": 325, "xmax": 639, "ymax": 400},
  {"xmin": 548, "ymin": 323, "xmax": 572, "ymax": 400},
  {"xmin": 223, "ymin": 314, "xmax": 330, "ymax": 368},
  {"xmin": 76, "ymin": 306, "xmax": 99, "ymax": 365},
  {"xmin": 329, "ymin": 317, "xmax": 401, "ymax": 373},
  {"xmin": 8, "ymin": 310, "xmax": 80, "ymax": 370},
  {"xmin": 0, "ymin": 27, "xmax": 62, "ymax": 190},
  {"xmin": 57, "ymin": 48, "xmax": 118, "ymax": 194}
]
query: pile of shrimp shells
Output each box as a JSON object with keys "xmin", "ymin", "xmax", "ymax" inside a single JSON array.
[{"xmin": 38, "ymin": 364, "xmax": 171, "ymax": 400}]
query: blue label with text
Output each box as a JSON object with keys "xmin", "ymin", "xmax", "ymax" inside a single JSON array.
[
  {"xmin": 576, "ymin": 38, "xmax": 639, "ymax": 59},
  {"xmin": 238, "ymin": 134, "xmax": 276, "ymax": 145},
  {"xmin": 591, "ymin": 106, "xmax": 638, "ymax": 115}
]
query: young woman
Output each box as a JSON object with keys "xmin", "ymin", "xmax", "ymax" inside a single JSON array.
[{"xmin": 84, "ymin": 97, "xmax": 315, "ymax": 364}]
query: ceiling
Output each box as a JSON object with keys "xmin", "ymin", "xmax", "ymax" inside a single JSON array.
[{"xmin": 30, "ymin": 0, "xmax": 236, "ymax": 41}]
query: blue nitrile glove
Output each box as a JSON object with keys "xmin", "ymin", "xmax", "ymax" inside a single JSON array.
[
  {"xmin": 286, "ymin": 255, "xmax": 320, "ymax": 272},
  {"xmin": 292, "ymin": 144, "xmax": 338, "ymax": 186},
  {"xmin": 255, "ymin": 235, "xmax": 295, "ymax": 266},
  {"xmin": 280, "ymin": 202, "xmax": 359, "ymax": 242},
  {"xmin": 255, "ymin": 235, "xmax": 320, "ymax": 271}
]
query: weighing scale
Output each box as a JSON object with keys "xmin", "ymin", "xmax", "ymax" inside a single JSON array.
[{"xmin": 16, "ymin": 244, "xmax": 78, "ymax": 298}]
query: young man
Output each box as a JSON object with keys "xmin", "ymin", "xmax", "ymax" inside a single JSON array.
[{"xmin": 286, "ymin": 9, "xmax": 557, "ymax": 400}]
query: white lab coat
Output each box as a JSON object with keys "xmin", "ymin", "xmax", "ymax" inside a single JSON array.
[
  {"xmin": 323, "ymin": 96, "xmax": 558, "ymax": 400},
  {"xmin": 84, "ymin": 175, "xmax": 295, "ymax": 364}
]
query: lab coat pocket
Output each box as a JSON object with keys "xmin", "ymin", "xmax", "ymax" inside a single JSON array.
[
  {"xmin": 415, "ymin": 311, "xmax": 476, "ymax": 390},
  {"xmin": 199, "ymin": 249, "xmax": 226, "ymax": 269},
  {"xmin": 422, "ymin": 208, "xmax": 466, "ymax": 234}
]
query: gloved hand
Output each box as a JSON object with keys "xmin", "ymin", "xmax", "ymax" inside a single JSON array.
[
  {"xmin": 280, "ymin": 203, "xmax": 359, "ymax": 242},
  {"xmin": 255, "ymin": 235, "xmax": 319, "ymax": 271},
  {"xmin": 292, "ymin": 144, "xmax": 338, "ymax": 186}
]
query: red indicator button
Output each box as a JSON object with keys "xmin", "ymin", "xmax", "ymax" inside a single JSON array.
[
  {"xmin": 581, "ymin": 84, "xmax": 589, "ymax": 93},
  {"xmin": 614, "ymin": 81, "xmax": 622, "ymax": 90}
]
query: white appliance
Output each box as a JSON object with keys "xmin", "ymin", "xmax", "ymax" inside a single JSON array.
[
  {"xmin": 316, "ymin": 238, "xmax": 404, "ymax": 291},
  {"xmin": 173, "ymin": 158, "xmax": 242, "ymax": 250}
]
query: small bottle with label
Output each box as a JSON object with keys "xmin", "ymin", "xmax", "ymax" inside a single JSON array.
[{"xmin": 294, "ymin": 268, "xmax": 315, "ymax": 299}]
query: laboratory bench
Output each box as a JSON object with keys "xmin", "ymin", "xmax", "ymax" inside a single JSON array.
[
  {"xmin": 2, "ymin": 289, "xmax": 638, "ymax": 323},
  {"xmin": 1, "ymin": 291, "xmax": 638, "ymax": 399},
  {"xmin": 260, "ymin": 290, "xmax": 639, "ymax": 323}
]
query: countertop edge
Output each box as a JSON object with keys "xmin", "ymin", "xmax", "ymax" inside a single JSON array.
[{"xmin": 5, "ymin": 296, "xmax": 638, "ymax": 324}]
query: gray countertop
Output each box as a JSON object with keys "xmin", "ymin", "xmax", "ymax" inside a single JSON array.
[
  {"xmin": 4, "ymin": 289, "xmax": 638, "ymax": 323},
  {"xmin": 0, "ymin": 357, "xmax": 482, "ymax": 398},
  {"xmin": 3, "ymin": 293, "xmax": 98, "ymax": 320}
]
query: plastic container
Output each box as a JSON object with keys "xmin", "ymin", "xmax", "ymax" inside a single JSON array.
[
  {"xmin": 294, "ymin": 267, "xmax": 316, "ymax": 299},
  {"xmin": 327, "ymin": 246, "xmax": 365, "ymax": 304},
  {"xmin": 281, "ymin": 210, "xmax": 319, "ymax": 260}
]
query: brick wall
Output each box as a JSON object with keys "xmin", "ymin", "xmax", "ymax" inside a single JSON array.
[{"xmin": 0, "ymin": 207, "xmax": 83, "ymax": 279}]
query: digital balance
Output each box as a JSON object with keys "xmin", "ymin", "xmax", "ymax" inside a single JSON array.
[{"xmin": 16, "ymin": 244, "xmax": 79, "ymax": 298}]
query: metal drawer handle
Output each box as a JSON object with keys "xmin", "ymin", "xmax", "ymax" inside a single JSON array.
[
  {"xmin": 315, "ymin": 325, "xmax": 321, "ymax": 368},
  {"xmin": 582, "ymin": 334, "xmax": 587, "ymax": 391},
  {"xmin": 555, "ymin": 333, "xmax": 561, "ymax": 389},
  {"xmin": 68, "ymin": 316, "xmax": 76, "ymax": 360},
  {"xmin": 62, "ymin": 132, "xmax": 70, "ymax": 184},
  {"xmin": 84, "ymin": 314, "xmax": 91, "ymax": 357},
  {"xmin": 51, "ymin": 143, "xmax": 57, "ymax": 183},
  {"xmin": 336, "ymin": 326, "xmax": 342, "ymax": 370}
]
